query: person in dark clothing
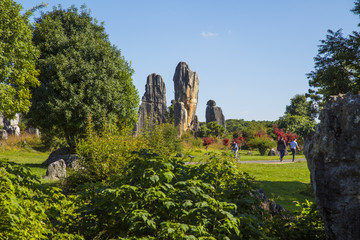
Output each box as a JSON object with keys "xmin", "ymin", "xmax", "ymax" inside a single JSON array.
[{"xmin": 277, "ymin": 136, "xmax": 287, "ymax": 162}]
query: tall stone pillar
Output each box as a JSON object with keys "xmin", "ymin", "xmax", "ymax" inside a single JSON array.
[
  {"xmin": 173, "ymin": 62, "xmax": 199, "ymax": 135},
  {"xmin": 135, "ymin": 73, "xmax": 167, "ymax": 133}
]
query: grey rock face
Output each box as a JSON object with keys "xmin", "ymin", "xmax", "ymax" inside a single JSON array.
[
  {"xmin": 268, "ymin": 148, "xmax": 279, "ymax": 156},
  {"xmin": 254, "ymin": 188, "xmax": 287, "ymax": 216},
  {"xmin": 136, "ymin": 73, "xmax": 167, "ymax": 133},
  {"xmin": 26, "ymin": 128, "xmax": 41, "ymax": 137},
  {"xmin": 173, "ymin": 62, "xmax": 199, "ymax": 135},
  {"xmin": 43, "ymin": 147, "xmax": 79, "ymax": 168},
  {"xmin": 0, "ymin": 129, "xmax": 8, "ymax": 140},
  {"xmin": 2, "ymin": 113, "xmax": 21, "ymax": 136},
  {"xmin": 303, "ymin": 93, "xmax": 360, "ymax": 240},
  {"xmin": 44, "ymin": 159, "xmax": 66, "ymax": 180},
  {"xmin": 205, "ymin": 100, "xmax": 226, "ymax": 128},
  {"xmin": 0, "ymin": 113, "xmax": 3, "ymax": 128}
]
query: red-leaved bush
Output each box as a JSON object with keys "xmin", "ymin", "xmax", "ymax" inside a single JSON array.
[
  {"xmin": 273, "ymin": 125, "xmax": 299, "ymax": 143},
  {"xmin": 202, "ymin": 137, "xmax": 213, "ymax": 150},
  {"xmin": 233, "ymin": 136, "xmax": 245, "ymax": 150}
]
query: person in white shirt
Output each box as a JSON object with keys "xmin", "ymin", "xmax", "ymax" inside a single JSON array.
[
  {"xmin": 290, "ymin": 138, "xmax": 300, "ymax": 162},
  {"xmin": 231, "ymin": 140, "xmax": 239, "ymax": 158}
]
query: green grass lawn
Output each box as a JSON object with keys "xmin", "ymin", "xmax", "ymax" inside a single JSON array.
[
  {"xmin": 183, "ymin": 148, "xmax": 305, "ymax": 161},
  {"xmin": 238, "ymin": 161, "xmax": 313, "ymax": 212},
  {"xmin": 181, "ymin": 148, "xmax": 312, "ymax": 212},
  {"xmin": 0, "ymin": 149, "xmax": 49, "ymax": 179}
]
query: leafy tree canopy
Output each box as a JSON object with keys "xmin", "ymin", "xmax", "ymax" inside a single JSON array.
[
  {"xmin": 307, "ymin": 0, "xmax": 360, "ymax": 110},
  {"xmin": 26, "ymin": 5, "xmax": 139, "ymax": 149},
  {"xmin": 277, "ymin": 114, "xmax": 316, "ymax": 137},
  {"xmin": 0, "ymin": 0, "xmax": 40, "ymax": 119},
  {"xmin": 285, "ymin": 94, "xmax": 317, "ymax": 120}
]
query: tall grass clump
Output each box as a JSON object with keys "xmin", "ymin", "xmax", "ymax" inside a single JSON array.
[
  {"xmin": 0, "ymin": 133, "xmax": 42, "ymax": 152},
  {"xmin": 73, "ymin": 118, "xmax": 183, "ymax": 186},
  {"xmin": 75, "ymin": 119, "xmax": 147, "ymax": 183}
]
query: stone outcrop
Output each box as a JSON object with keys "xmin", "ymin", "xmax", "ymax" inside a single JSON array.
[
  {"xmin": 303, "ymin": 93, "xmax": 360, "ymax": 240},
  {"xmin": 254, "ymin": 188, "xmax": 287, "ymax": 216},
  {"xmin": 43, "ymin": 147, "xmax": 79, "ymax": 169},
  {"xmin": 135, "ymin": 73, "xmax": 167, "ymax": 133},
  {"xmin": 205, "ymin": 100, "xmax": 226, "ymax": 128},
  {"xmin": 173, "ymin": 62, "xmax": 199, "ymax": 135},
  {"xmin": 2, "ymin": 113, "xmax": 20, "ymax": 136},
  {"xmin": 44, "ymin": 159, "xmax": 66, "ymax": 180},
  {"xmin": 0, "ymin": 129, "xmax": 7, "ymax": 140},
  {"xmin": 268, "ymin": 148, "xmax": 279, "ymax": 156}
]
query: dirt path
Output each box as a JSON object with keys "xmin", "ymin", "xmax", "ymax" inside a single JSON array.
[
  {"xmin": 237, "ymin": 158, "xmax": 307, "ymax": 164},
  {"xmin": 184, "ymin": 158, "xmax": 307, "ymax": 165}
]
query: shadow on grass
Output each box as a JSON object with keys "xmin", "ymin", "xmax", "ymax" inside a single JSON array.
[
  {"xmin": 31, "ymin": 144, "xmax": 51, "ymax": 153},
  {"xmin": 23, "ymin": 163, "xmax": 47, "ymax": 169},
  {"xmin": 255, "ymin": 180, "xmax": 314, "ymax": 212}
]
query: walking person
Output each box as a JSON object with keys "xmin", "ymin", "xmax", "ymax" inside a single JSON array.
[
  {"xmin": 290, "ymin": 138, "xmax": 300, "ymax": 162},
  {"xmin": 231, "ymin": 140, "xmax": 239, "ymax": 158},
  {"xmin": 277, "ymin": 136, "xmax": 286, "ymax": 162}
]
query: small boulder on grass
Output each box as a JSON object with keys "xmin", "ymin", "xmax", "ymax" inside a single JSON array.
[
  {"xmin": 268, "ymin": 148, "xmax": 279, "ymax": 156},
  {"xmin": 43, "ymin": 147, "xmax": 79, "ymax": 168},
  {"xmin": 44, "ymin": 159, "xmax": 66, "ymax": 180}
]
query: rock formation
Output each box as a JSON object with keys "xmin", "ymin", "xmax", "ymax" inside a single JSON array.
[
  {"xmin": 303, "ymin": 93, "xmax": 360, "ymax": 240},
  {"xmin": 44, "ymin": 159, "xmax": 66, "ymax": 180},
  {"xmin": 135, "ymin": 73, "xmax": 167, "ymax": 133},
  {"xmin": 43, "ymin": 147, "xmax": 79, "ymax": 169},
  {"xmin": 2, "ymin": 113, "xmax": 20, "ymax": 136},
  {"xmin": 205, "ymin": 100, "xmax": 226, "ymax": 128},
  {"xmin": 173, "ymin": 62, "xmax": 199, "ymax": 135}
]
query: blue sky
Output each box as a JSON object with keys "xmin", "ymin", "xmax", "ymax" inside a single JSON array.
[{"xmin": 19, "ymin": 0, "xmax": 358, "ymax": 122}]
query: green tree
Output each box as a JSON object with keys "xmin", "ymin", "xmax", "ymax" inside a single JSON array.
[
  {"xmin": 285, "ymin": 94, "xmax": 317, "ymax": 119},
  {"xmin": 247, "ymin": 136, "xmax": 274, "ymax": 156},
  {"xmin": 278, "ymin": 94, "xmax": 317, "ymax": 137},
  {"xmin": 0, "ymin": 0, "xmax": 40, "ymax": 119},
  {"xmin": 277, "ymin": 114, "xmax": 316, "ymax": 137},
  {"xmin": 26, "ymin": 5, "xmax": 139, "ymax": 149},
  {"xmin": 307, "ymin": 1, "xmax": 360, "ymax": 110},
  {"xmin": 207, "ymin": 121, "xmax": 225, "ymax": 138}
]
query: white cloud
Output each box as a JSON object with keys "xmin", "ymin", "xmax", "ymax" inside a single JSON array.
[{"xmin": 201, "ymin": 31, "xmax": 218, "ymax": 38}]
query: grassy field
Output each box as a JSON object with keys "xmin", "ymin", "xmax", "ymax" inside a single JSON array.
[
  {"xmin": 180, "ymin": 147, "xmax": 311, "ymax": 211},
  {"xmin": 0, "ymin": 149, "xmax": 49, "ymax": 179},
  {"xmin": 183, "ymin": 148, "xmax": 305, "ymax": 161},
  {"xmin": 0, "ymin": 139, "xmax": 311, "ymax": 212},
  {"xmin": 238, "ymin": 161, "xmax": 312, "ymax": 212}
]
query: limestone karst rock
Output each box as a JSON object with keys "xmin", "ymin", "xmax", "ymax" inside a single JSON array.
[
  {"xmin": 135, "ymin": 73, "xmax": 167, "ymax": 133},
  {"xmin": 303, "ymin": 93, "xmax": 360, "ymax": 240},
  {"xmin": 173, "ymin": 62, "xmax": 199, "ymax": 135},
  {"xmin": 205, "ymin": 99, "xmax": 226, "ymax": 128},
  {"xmin": 44, "ymin": 159, "xmax": 66, "ymax": 180},
  {"xmin": 2, "ymin": 113, "xmax": 20, "ymax": 136}
]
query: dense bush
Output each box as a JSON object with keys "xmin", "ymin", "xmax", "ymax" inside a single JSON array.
[
  {"xmin": 0, "ymin": 159, "xmax": 82, "ymax": 240},
  {"xmin": 70, "ymin": 151, "xmax": 269, "ymax": 239},
  {"xmin": 1, "ymin": 151, "xmax": 325, "ymax": 239},
  {"xmin": 75, "ymin": 123, "xmax": 147, "ymax": 183},
  {"xmin": 267, "ymin": 200, "xmax": 325, "ymax": 240},
  {"xmin": 248, "ymin": 136, "xmax": 275, "ymax": 155},
  {"xmin": 139, "ymin": 123, "xmax": 183, "ymax": 157}
]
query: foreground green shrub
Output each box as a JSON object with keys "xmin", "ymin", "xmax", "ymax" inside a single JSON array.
[
  {"xmin": 267, "ymin": 200, "xmax": 325, "ymax": 239},
  {"xmin": 0, "ymin": 159, "xmax": 83, "ymax": 240},
  {"xmin": 71, "ymin": 151, "xmax": 269, "ymax": 239},
  {"xmin": 75, "ymin": 124, "xmax": 147, "ymax": 183},
  {"xmin": 139, "ymin": 123, "xmax": 183, "ymax": 157},
  {"xmin": 248, "ymin": 136, "xmax": 275, "ymax": 155}
]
